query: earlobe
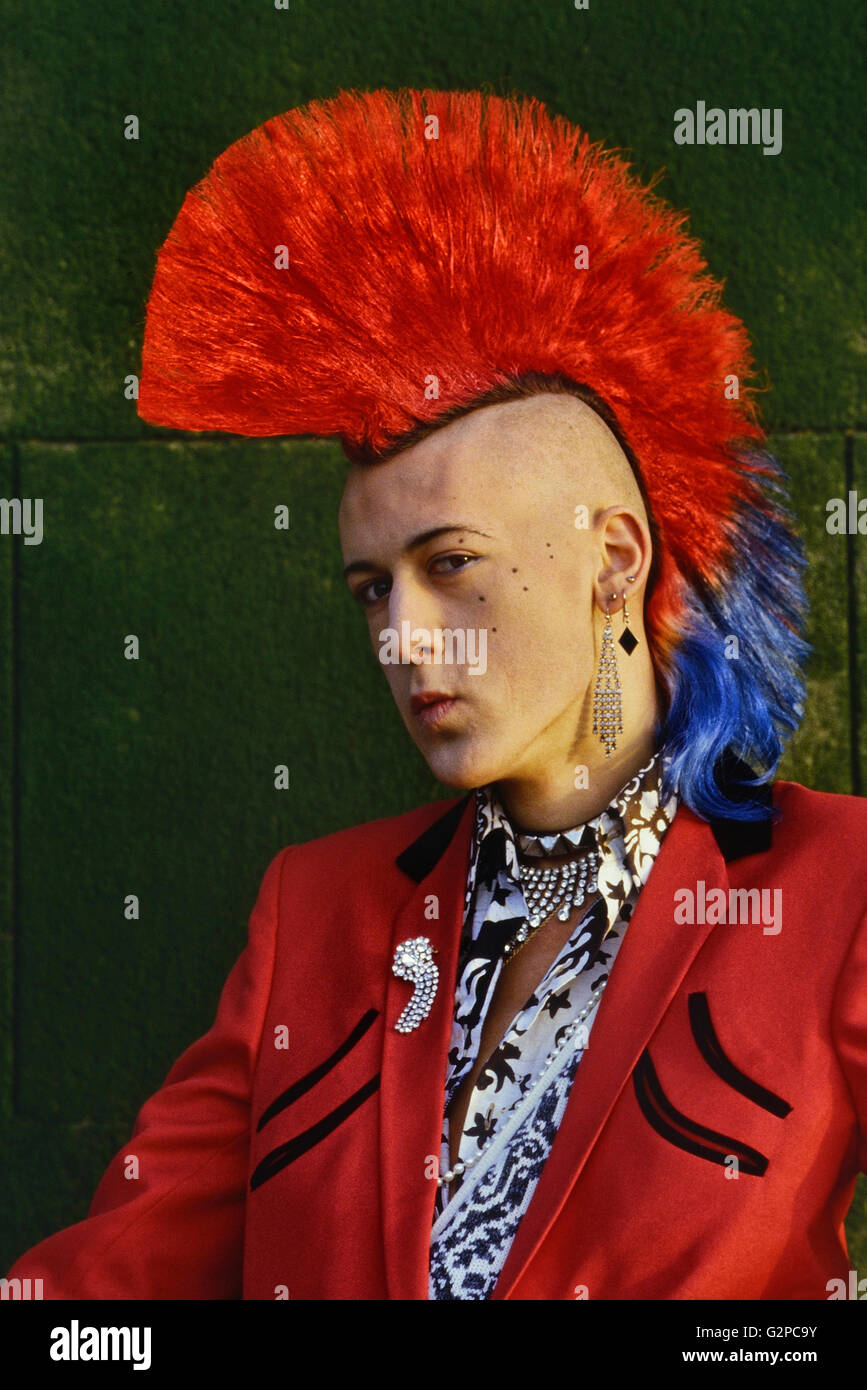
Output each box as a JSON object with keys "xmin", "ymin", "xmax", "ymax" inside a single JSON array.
[{"xmin": 594, "ymin": 582, "xmax": 624, "ymax": 615}]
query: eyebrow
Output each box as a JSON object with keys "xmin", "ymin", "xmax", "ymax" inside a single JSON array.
[{"xmin": 342, "ymin": 525, "xmax": 493, "ymax": 580}]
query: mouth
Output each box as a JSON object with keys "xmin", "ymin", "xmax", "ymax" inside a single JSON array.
[{"xmin": 410, "ymin": 690, "xmax": 460, "ymax": 729}]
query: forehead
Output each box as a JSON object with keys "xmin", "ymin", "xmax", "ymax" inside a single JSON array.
[{"xmin": 338, "ymin": 394, "xmax": 621, "ymax": 546}]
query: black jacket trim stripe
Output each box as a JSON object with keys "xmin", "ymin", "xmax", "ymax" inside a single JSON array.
[
  {"xmin": 250, "ymin": 1073, "xmax": 381, "ymax": 1191},
  {"xmin": 256, "ymin": 1008, "xmax": 380, "ymax": 1133},
  {"xmin": 395, "ymin": 792, "xmax": 473, "ymax": 882},
  {"xmin": 633, "ymin": 1049, "xmax": 769, "ymax": 1177},
  {"xmin": 688, "ymin": 993, "xmax": 792, "ymax": 1118}
]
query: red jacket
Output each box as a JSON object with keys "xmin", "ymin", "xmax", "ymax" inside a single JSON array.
[{"xmin": 6, "ymin": 778, "xmax": 867, "ymax": 1299}]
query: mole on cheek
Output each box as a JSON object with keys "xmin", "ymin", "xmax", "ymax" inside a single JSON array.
[{"xmin": 477, "ymin": 595, "xmax": 485, "ymax": 601}]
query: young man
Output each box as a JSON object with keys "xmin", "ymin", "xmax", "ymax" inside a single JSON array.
[{"xmin": 6, "ymin": 87, "xmax": 866, "ymax": 1300}]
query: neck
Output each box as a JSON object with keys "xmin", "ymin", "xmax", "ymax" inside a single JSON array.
[{"xmin": 494, "ymin": 719, "xmax": 661, "ymax": 834}]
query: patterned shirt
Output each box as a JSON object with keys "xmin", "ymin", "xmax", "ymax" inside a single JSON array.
[{"xmin": 428, "ymin": 745, "xmax": 679, "ymax": 1298}]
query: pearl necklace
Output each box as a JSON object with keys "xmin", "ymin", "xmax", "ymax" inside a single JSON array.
[{"xmin": 437, "ymin": 978, "xmax": 607, "ymax": 1188}]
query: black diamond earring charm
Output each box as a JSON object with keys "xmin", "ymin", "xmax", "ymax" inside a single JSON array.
[{"xmin": 619, "ymin": 589, "xmax": 638, "ymax": 655}]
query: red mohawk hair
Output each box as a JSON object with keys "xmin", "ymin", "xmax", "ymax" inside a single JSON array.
[{"xmin": 137, "ymin": 86, "xmax": 775, "ymax": 600}]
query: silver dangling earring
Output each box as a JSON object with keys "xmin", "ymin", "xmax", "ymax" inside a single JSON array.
[{"xmin": 592, "ymin": 594, "xmax": 623, "ymax": 757}]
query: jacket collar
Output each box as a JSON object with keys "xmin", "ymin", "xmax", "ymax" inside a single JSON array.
[
  {"xmin": 394, "ymin": 791, "xmax": 475, "ymax": 881},
  {"xmin": 394, "ymin": 753, "xmax": 773, "ymax": 882}
]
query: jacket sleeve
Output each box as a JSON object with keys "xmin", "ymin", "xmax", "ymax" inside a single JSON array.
[
  {"xmin": 3, "ymin": 846, "xmax": 288, "ymax": 1300},
  {"xmin": 831, "ymin": 901, "xmax": 867, "ymax": 1178}
]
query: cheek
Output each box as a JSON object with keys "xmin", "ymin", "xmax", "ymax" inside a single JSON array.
[
  {"xmin": 501, "ymin": 584, "xmax": 590, "ymax": 652},
  {"xmin": 487, "ymin": 605, "xmax": 595, "ymax": 701}
]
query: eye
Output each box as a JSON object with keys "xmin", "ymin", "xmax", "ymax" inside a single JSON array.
[
  {"xmin": 353, "ymin": 577, "xmax": 391, "ymax": 608},
  {"xmin": 351, "ymin": 553, "xmax": 479, "ymax": 609},
  {"xmin": 429, "ymin": 553, "xmax": 479, "ymax": 575}
]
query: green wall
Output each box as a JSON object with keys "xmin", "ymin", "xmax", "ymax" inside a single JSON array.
[{"xmin": 1, "ymin": 0, "xmax": 865, "ymax": 1274}]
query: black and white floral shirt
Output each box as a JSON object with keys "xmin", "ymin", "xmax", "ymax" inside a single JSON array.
[{"xmin": 428, "ymin": 745, "xmax": 679, "ymax": 1299}]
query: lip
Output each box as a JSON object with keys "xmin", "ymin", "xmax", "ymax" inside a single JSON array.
[
  {"xmin": 410, "ymin": 689, "xmax": 453, "ymax": 714},
  {"xmin": 410, "ymin": 691, "xmax": 459, "ymax": 728}
]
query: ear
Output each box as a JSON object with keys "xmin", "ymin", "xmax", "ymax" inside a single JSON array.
[{"xmin": 592, "ymin": 506, "xmax": 652, "ymax": 613}]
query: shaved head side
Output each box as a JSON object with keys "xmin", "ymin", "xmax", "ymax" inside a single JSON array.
[
  {"xmin": 344, "ymin": 377, "xmax": 663, "ymax": 603},
  {"xmin": 455, "ymin": 394, "xmax": 649, "ymax": 521},
  {"xmin": 340, "ymin": 393, "xmax": 651, "ymax": 588},
  {"xmin": 344, "ymin": 390, "xmax": 651, "ymax": 535}
]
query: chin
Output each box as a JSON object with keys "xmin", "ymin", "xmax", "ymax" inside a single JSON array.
[{"xmin": 417, "ymin": 738, "xmax": 506, "ymax": 791}]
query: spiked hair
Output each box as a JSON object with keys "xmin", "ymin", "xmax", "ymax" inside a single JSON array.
[{"xmin": 137, "ymin": 87, "xmax": 809, "ymax": 822}]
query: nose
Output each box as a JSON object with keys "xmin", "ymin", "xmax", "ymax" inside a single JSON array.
[{"xmin": 385, "ymin": 571, "xmax": 445, "ymax": 667}]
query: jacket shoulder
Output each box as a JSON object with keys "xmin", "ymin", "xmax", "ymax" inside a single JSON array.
[
  {"xmin": 774, "ymin": 777, "xmax": 867, "ymax": 822},
  {"xmin": 773, "ymin": 778, "xmax": 867, "ymax": 873}
]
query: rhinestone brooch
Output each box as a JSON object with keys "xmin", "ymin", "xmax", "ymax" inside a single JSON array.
[{"xmin": 392, "ymin": 936, "xmax": 439, "ymax": 1033}]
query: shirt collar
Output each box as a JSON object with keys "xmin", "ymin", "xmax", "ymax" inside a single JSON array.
[{"xmin": 465, "ymin": 744, "xmax": 677, "ymax": 914}]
